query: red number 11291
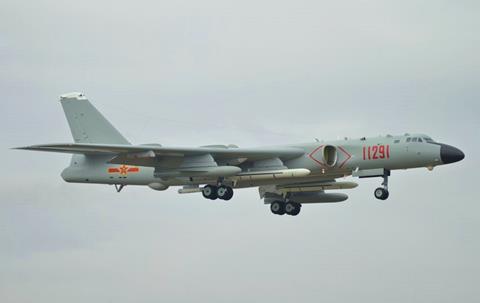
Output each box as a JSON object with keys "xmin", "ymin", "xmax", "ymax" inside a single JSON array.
[{"xmin": 363, "ymin": 145, "xmax": 390, "ymax": 160}]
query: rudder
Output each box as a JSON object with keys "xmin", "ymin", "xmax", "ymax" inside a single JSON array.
[{"xmin": 60, "ymin": 92, "xmax": 130, "ymax": 145}]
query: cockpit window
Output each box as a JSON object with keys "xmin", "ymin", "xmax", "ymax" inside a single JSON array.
[
  {"xmin": 412, "ymin": 137, "xmax": 418, "ymax": 142},
  {"xmin": 394, "ymin": 139, "xmax": 400, "ymax": 143},
  {"xmin": 418, "ymin": 138, "xmax": 423, "ymax": 142},
  {"xmin": 423, "ymin": 137, "xmax": 435, "ymax": 143},
  {"xmin": 406, "ymin": 137, "xmax": 411, "ymax": 142}
]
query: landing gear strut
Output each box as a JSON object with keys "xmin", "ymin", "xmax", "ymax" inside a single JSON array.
[
  {"xmin": 114, "ymin": 184, "xmax": 125, "ymax": 192},
  {"xmin": 374, "ymin": 171, "xmax": 390, "ymax": 200},
  {"xmin": 202, "ymin": 184, "xmax": 234, "ymax": 201}
]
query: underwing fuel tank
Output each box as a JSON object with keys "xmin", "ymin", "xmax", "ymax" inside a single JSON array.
[{"xmin": 289, "ymin": 192, "xmax": 348, "ymax": 203}]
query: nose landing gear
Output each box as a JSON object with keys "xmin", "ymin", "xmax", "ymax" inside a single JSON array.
[
  {"xmin": 374, "ymin": 171, "xmax": 390, "ymax": 200},
  {"xmin": 374, "ymin": 187, "xmax": 389, "ymax": 200}
]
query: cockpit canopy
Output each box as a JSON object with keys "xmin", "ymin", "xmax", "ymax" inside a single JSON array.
[{"xmin": 405, "ymin": 134, "xmax": 435, "ymax": 143}]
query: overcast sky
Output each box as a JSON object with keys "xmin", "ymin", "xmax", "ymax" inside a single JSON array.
[{"xmin": 1, "ymin": 1, "xmax": 479, "ymax": 302}]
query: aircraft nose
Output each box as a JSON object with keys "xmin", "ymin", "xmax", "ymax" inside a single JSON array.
[{"xmin": 440, "ymin": 144, "xmax": 465, "ymax": 164}]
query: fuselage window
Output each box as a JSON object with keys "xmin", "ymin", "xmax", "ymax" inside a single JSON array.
[{"xmin": 394, "ymin": 139, "xmax": 400, "ymax": 143}]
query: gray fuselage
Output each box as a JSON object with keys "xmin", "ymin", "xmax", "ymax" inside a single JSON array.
[{"xmin": 61, "ymin": 133, "xmax": 462, "ymax": 189}]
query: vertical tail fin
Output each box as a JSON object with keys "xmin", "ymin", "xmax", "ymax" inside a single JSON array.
[{"xmin": 60, "ymin": 92, "xmax": 130, "ymax": 145}]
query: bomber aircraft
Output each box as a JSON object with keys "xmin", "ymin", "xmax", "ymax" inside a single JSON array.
[{"xmin": 16, "ymin": 92, "xmax": 465, "ymax": 216}]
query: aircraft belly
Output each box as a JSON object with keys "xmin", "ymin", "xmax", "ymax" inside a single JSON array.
[{"xmin": 62, "ymin": 159, "xmax": 355, "ymax": 189}]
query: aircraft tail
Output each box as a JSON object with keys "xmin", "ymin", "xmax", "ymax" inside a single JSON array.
[{"xmin": 60, "ymin": 92, "xmax": 130, "ymax": 145}]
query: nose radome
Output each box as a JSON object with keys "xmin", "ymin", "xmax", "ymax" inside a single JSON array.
[{"xmin": 440, "ymin": 144, "xmax": 465, "ymax": 164}]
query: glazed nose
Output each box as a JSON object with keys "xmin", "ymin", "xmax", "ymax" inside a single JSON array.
[{"xmin": 440, "ymin": 144, "xmax": 465, "ymax": 164}]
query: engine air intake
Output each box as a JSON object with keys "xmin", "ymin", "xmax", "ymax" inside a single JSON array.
[{"xmin": 322, "ymin": 145, "xmax": 338, "ymax": 167}]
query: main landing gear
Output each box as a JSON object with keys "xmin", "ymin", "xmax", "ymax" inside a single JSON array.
[
  {"xmin": 202, "ymin": 184, "xmax": 234, "ymax": 201},
  {"xmin": 374, "ymin": 171, "xmax": 390, "ymax": 200},
  {"xmin": 270, "ymin": 201, "xmax": 301, "ymax": 216}
]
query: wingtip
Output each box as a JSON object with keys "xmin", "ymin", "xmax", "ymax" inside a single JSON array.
[
  {"xmin": 11, "ymin": 146, "xmax": 30, "ymax": 150},
  {"xmin": 59, "ymin": 92, "xmax": 87, "ymax": 101}
]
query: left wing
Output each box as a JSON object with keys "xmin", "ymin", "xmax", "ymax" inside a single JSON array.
[{"xmin": 15, "ymin": 143, "xmax": 306, "ymax": 165}]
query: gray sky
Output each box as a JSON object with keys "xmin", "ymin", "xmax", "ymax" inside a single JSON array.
[{"xmin": 1, "ymin": 0, "xmax": 479, "ymax": 302}]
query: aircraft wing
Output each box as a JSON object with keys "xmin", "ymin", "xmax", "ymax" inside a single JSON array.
[{"xmin": 14, "ymin": 143, "xmax": 306, "ymax": 164}]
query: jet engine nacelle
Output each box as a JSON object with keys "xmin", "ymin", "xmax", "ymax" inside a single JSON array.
[
  {"xmin": 321, "ymin": 145, "xmax": 338, "ymax": 167},
  {"xmin": 289, "ymin": 192, "xmax": 348, "ymax": 203},
  {"xmin": 148, "ymin": 182, "xmax": 169, "ymax": 191}
]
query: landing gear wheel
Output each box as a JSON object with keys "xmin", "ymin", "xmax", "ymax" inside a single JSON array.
[
  {"xmin": 374, "ymin": 187, "xmax": 389, "ymax": 200},
  {"xmin": 225, "ymin": 187, "xmax": 234, "ymax": 200},
  {"xmin": 285, "ymin": 202, "xmax": 301, "ymax": 216},
  {"xmin": 217, "ymin": 185, "xmax": 233, "ymax": 200},
  {"xmin": 202, "ymin": 185, "xmax": 218, "ymax": 200},
  {"xmin": 270, "ymin": 201, "xmax": 286, "ymax": 215}
]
